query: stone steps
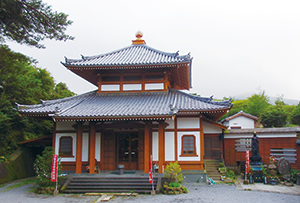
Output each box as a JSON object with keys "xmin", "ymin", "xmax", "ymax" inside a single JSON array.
[{"xmin": 204, "ymin": 159, "xmax": 222, "ymax": 182}]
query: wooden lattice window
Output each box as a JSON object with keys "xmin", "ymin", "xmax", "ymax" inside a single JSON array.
[
  {"xmin": 180, "ymin": 135, "xmax": 197, "ymax": 156},
  {"xmin": 59, "ymin": 136, "xmax": 73, "ymax": 157}
]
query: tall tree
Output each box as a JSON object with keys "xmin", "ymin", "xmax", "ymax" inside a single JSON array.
[
  {"xmin": 0, "ymin": 0, "xmax": 74, "ymax": 48},
  {"xmin": 0, "ymin": 45, "xmax": 75, "ymax": 156},
  {"xmin": 291, "ymin": 103, "xmax": 300, "ymax": 126},
  {"xmin": 245, "ymin": 91, "xmax": 270, "ymax": 117}
]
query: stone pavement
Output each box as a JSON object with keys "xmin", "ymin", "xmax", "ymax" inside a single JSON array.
[{"xmin": 235, "ymin": 176, "xmax": 300, "ymax": 195}]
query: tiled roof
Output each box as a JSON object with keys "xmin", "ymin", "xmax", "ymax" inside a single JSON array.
[
  {"xmin": 226, "ymin": 127, "xmax": 300, "ymax": 134},
  {"xmin": 17, "ymin": 89, "xmax": 231, "ymax": 121},
  {"xmin": 62, "ymin": 44, "xmax": 192, "ymax": 68},
  {"xmin": 221, "ymin": 110, "xmax": 259, "ymax": 123}
]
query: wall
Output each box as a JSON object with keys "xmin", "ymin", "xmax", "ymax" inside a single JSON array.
[
  {"xmin": 224, "ymin": 134, "xmax": 300, "ymax": 170},
  {"xmin": 228, "ymin": 116, "xmax": 255, "ymax": 129}
]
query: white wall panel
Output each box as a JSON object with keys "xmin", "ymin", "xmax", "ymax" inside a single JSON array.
[
  {"xmin": 229, "ymin": 116, "xmax": 255, "ymax": 129},
  {"xmin": 96, "ymin": 133, "xmax": 101, "ymax": 162},
  {"xmin": 165, "ymin": 120, "xmax": 174, "ymax": 129},
  {"xmin": 82, "ymin": 133, "xmax": 89, "ymax": 161},
  {"xmin": 177, "ymin": 131, "xmax": 201, "ymax": 161},
  {"xmin": 55, "ymin": 133, "xmax": 76, "ymax": 162},
  {"xmin": 56, "ymin": 121, "xmax": 76, "ymax": 131},
  {"xmin": 203, "ymin": 122, "xmax": 222, "ymax": 134},
  {"xmin": 177, "ymin": 118, "xmax": 199, "ymax": 129},
  {"xmin": 165, "ymin": 132, "xmax": 175, "ymax": 161},
  {"xmin": 152, "ymin": 132, "xmax": 159, "ymax": 161}
]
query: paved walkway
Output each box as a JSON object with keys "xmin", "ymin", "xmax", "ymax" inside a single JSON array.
[{"xmin": 235, "ymin": 176, "xmax": 300, "ymax": 195}]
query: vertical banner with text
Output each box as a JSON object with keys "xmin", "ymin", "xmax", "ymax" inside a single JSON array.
[
  {"xmin": 149, "ymin": 155, "xmax": 153, "ymax": 184},
  {"xmin": 51, "ymin": 154, "xmax": 58, "ymax": 182},
  {"xmin": 246, "ymin": 150, "xmax": 250, "ymax": 174}
]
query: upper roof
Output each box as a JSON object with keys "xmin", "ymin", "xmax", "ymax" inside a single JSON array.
[
  {"xmin": 221, "ymin": 110, "xmax": 259, "ymax": 123},
  {"xmin": 17, "ymin": 89, "xmax": 232, "ymax": 121}
]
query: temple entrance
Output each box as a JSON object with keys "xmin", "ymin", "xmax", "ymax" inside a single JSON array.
[
  {"xmin": 204, "ymin": 134, "xmax": 221, "ymax": 159},
  {"xmin": 116, "ymin": 132, "xmax": 139, "ymax": 170}
]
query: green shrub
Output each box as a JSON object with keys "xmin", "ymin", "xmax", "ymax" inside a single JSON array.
[
  {"xmin": 164, "ymin": 161, "xmax": 183, "ymax": 183},
  {"xmin": 182, "ymin": 187, "xmax": 188, "ymax": 193},
  {"xmin": 169, "ymin": 182, "xmax": 181, "ymax": 187},
  {"xmin": 34, "ymin": 147, "xmax": 61, "ymax": 187},
  {"xmin": 226, "ymin": 169, "xmax": 236, "ymax": 180}
]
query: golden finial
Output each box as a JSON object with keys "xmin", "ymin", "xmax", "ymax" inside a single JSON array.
[{"xmin": 132, "ymin": 31, "xmax": 146, "ymax": 45}]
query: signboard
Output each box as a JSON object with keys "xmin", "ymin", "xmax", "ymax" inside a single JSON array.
[
  {"xmin": 51, "ymin": 154, "xmax": 58, "ymax": 182},
  {"xmin": 246, "ymin": 150, "xmax": 250, "ymax": 174},
  {"xmin": 149, "ymin": 155, "xmax": 153, "ymax": 184}
]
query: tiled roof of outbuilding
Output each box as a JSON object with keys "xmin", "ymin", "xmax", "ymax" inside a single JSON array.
[
  {"xmin": 226, "ymin": 127, "xmax": 300, "ymax": 134},
  {"xmin": 62, "ymin": 44, "xmax": 192, "ymax": 68},
  {"xmin": 17, "ymin": 89, "xmax": 232, "ymax": 121}
]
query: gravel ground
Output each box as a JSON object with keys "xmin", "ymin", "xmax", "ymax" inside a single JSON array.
[{"xmin": 0, "ymin": 181, "xmax": 299, "ymax": 203}]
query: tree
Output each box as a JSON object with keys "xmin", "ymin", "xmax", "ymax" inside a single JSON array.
[
  {"xmin": 0, "ymin": 45, "xmax": 75, "ymax": 156},
  {"xmin": 245, "ymin": 91, "xmax": 270, "ymax": 117},
  {"xmin": 0, "ymin": 0, "xmax": 74, "ymax": 48},
  {"xmin": 291, "ymin": 103, "xmax": 300, "ymax": 125},
  {"xmin": 260, "ymin": 105, "xmax": 288, "ymax": 127}
]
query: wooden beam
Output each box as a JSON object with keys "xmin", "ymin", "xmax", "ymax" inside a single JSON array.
[
  {"xmin": 158, "ymin": 121, "xmax": 165, "ymax": 174},
  {"xmin": 89, "ymin": 121, "xmax": 96, "ymax": 174},
  {"xmin": 76, "ymin": 121, "xmax": 84, "ymax": 174},
  {"xmin": 144, "ymin": 122, "xmax": 150, "ymax": 174},
  {"xmin": 199, "ymin": 116, "xmax": 204, "ymax": 162}
]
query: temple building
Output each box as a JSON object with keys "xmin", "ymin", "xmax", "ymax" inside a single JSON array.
[{"xmin": 17, "ymin": 32, "xmax": 232, "ymax": 174}]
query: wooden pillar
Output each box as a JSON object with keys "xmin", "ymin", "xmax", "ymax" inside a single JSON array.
[
  {"xmin": 89, "ymin": 121, "xmax": 96, "ymax": 174},
  {"xmin": 200, "ymin": 116, "xmax": 204, "ymax": 164},
  {"xmin": 144, "ymin": 122, "xmax": 150, "ymax": 174},
  {"xmin": 158, "ymin": 121, "xmax": 165, "ymax": 174},
  {"xmin": 75, "ymin": 121, "xmax": 84, "ymax": 174}
]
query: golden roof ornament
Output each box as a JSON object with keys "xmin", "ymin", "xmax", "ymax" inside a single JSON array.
[{"xmin": 132, "ymin": 31, "xmax": 146, "ymax": 45}]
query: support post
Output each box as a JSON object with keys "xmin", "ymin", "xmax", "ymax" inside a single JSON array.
[
  {"xmin": 144, "ymin": 122, "xmax": 150, "ymax": 174},
  {"xmin": 158, "ymin": 121, "xmax": 165, "ymax": 174},
  {"xmin": 75, "ymin": 121, "xmax": 84, "ymax": 174},
  {"xmin": 89, "ymin": 121, "xmax": 96, "ymax": 174}
]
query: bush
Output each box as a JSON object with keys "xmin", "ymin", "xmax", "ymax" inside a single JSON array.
[
  {"xmin": 226, "ymin": 169, "xmax": 236, "ymax": 180},
  {"xmin": 169, "ymin": 182, "xmax": 181, "ymax": 187},
  {"xmin": 164, "ymin": 161, "xmax": 183, "ymax": 183},
  {"xmin": 34, "ymin": 147, "xmax": 60, "ymax": 187}
]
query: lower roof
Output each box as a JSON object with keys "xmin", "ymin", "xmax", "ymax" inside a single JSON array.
[
  {"xmin": 17, "ymin": 89, "xmax": 232, "ymax": 121},
  {"xmin": 226, "ymin": 127, "xmax": 300, "ymax": 134}
]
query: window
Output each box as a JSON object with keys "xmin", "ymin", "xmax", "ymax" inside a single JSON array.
[
  {"xmin": 59, "ymin": 136, "xmax": 73, "ymax": 157},
  {"xmin": 181, "ymin": 135, "xmax": 197, "ymax": 156}
]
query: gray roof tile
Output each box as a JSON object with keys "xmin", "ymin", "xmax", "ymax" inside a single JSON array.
[
  {"xmin": 62, "ymin": 44, "xmax": 191, "ymax": 68},
  {"xmin": 17, "ymin": 89, "xmax": 231, "ymax": 120}
]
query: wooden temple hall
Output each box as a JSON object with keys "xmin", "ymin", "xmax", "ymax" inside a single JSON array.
[{"xmin": 17, "ymin": 32, "xmax": 232, "ymax": 174}]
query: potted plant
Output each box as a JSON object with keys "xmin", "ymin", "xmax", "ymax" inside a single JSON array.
[
  {"xmin": 261, "ymin": 165, "xmax": 268, "ymax": 184},
  {"xmin": 268, "ymin": 175, "xmax": 279, "ymax": 185}
]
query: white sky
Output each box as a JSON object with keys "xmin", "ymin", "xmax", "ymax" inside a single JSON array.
[{"xmin": 6, "ymin": 0, "xmax": 300, "ymax": 101}]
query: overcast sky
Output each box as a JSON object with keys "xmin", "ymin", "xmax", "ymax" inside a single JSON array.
[{"xmin": 6, "ymin": 0, "xmax": 300, "ymax": 101}]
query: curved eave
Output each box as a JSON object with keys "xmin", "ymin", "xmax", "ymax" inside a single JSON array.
[
  {"xmin": 62, "ymin": 61, "xmax": 191, "ymax": 70},
  {"xmin": 53, "ymin": 115, "xmax": 173, "ymax": 122}
]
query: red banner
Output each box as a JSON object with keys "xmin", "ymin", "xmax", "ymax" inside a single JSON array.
[
  {"xmin": 149, "ymin": 155, "xmax": 153, "ymax": 184},
  {"xmin": 51, "ymin": 154, "xmax": 58, "ymax": 182},
  {"xmin": 246, "ymin": 150, "xmax": 250, "ymax": 174}
]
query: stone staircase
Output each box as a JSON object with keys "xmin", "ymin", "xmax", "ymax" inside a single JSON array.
[
  {"xmin": 61, "ymin": 175, "xmax": 159, "ymax": 194},
  {"xmin": 204, "ymin": 159, "xmax": 222, "ymax": 182}
]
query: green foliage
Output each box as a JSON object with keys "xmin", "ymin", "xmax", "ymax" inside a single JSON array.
[
  {"xmin": 34, "ymin": 147, "xmax": 59, "ymax": 187},
  {"xmin": 169, "ymin": 182, "xmax": 181, "ymax": 187},
  {"xmin": 261, "ymin": 105, "xmax": 288, "ymax": 127},
  {"xmin": 291, "ymin": 103, "xmax": 300, "ymax": 125},
  {"xmin": 0, "ymin": 45, "xmax": 75, "ymax": 156},
  {"xmin": 182, "ymin": 187, "xmax": 188, "ymax": 193},
  {"xmin": 0, "ymin": 0, "xmax": 74, "ymax": 48},
  {"xmin": 225, "ymin": 169, "xmax": 236, "ymax": 180},
  {"xmin": 164, "ymin": 161, "xmax": 183, "ymax": 183},
  {"xmin": 246, "ymin": 91, "xmax": 270, "ymax": 117}
]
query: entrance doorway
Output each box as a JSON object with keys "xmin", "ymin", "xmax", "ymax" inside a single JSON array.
[
  {"xmin": 204, "ymin": 134, "xmax": 221, "ymax": 159},
  {"xmin": 116, "ymin": 132, "xmax": 139, "ymax": 170}
]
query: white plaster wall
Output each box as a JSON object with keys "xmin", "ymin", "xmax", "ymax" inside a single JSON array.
[
  {"xmin": 96, "ymin": 133, "xmax": 101, "ymax": 161},
  {"xmin": 224, "ymin": 133, "xmax": 297, "ymax": 139},
  {"xmin": 152, "ymin": 132, "xmax": 159, "ymax": 161},
  {"xmin": 165, "ymin": 132, "xmax": 175, "ymax": 161},
  {"xmin": 177, "ymin": 131, "xmax": 200, "ymax": 161},
  {"xmin": 82, "ymin": 133, "xmax": 89, "ymax": 161},
  {"xmin": 177, "ymin": 117, "xmax": 199, "ymax": 129},
  {"xmin": 165, "ymin": 120, "xmax": 174, "ymax": 129},
  {"xmin": 203, "ymin": 121, "xmax": 222, "ymax": 134},
  {"xmin": 229, "ymin": 116, "xmax": 255, "ymax": 129},
  {"xmin": 55, "ymin": 133, "xmax": 76, "ymax": 162},
  {"xmin": 56, "ymin": 121, "xmax": 76, "ymax": 131}
]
